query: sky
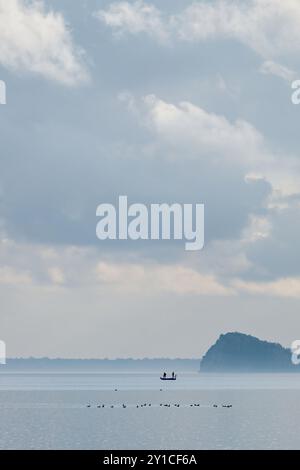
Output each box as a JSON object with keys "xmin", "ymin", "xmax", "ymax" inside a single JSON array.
[{"xmin": 0, "ymin": 0, "xmax": 300, "ymax": 358}]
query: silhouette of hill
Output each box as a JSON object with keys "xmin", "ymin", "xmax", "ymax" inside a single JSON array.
[{"xmin": 201, "ymin": 332, "xmax": 297, "ymax": 372}]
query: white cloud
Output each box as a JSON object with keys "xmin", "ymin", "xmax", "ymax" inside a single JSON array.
[
  {"xmin": 96, "ymin": 261, "xmax": 233, "ymax": 296},
  {"xmin": 241, "ymin": 214, "xmax": 271, "ymax": 243},
  {"xmin": 95, "ymin": 0, "xmax": 168, "ymax": 42},
  {"xmin": 234, "ymin": 277, "xmax": 300, "ymax": 299},
  {"xmin": 260, "ymin": 60, "xmax": 296, "ymax": 82},
  {"xmin": 48, "ymin": 267, "xmax": 65, "ymax": 285},
  {"xmin": 0, "ymin": 0, "xmax": 88, "ymax": 85},
  {"xmin": 121, "ymin": 92, "xmax": 300, "ymax": 201},
  {"xmin": 98, "ymin": 0, "xmax": 300, "ymax": 60},
  {"xmin": 3, "ymin": 231, "xmax": 300, "ymax": 299},
  {"xmin": 0, "ymin": 233, "xmax": 234, "ymax": 295},
  {"xmin": 0, "ymin": 266, "xmax": 32, "ymax": 285},
  {"xmin": 124, "ymin": 93, "xmax": 266, "ymax": 165},
  {"xmin": 172, "ymin": 0, "xmax": 300, "ymax": 59},
  {"xmin": 0, "ymin": 237, "xmax": 75, "ymax": 287}
]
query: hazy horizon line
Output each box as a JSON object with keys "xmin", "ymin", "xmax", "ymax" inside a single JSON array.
[{"xmin": 4, "ymin": 357, "xmax": 200, "ymax": 361}]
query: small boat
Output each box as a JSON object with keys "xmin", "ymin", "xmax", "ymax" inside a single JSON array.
[{"xmin": 160, "ymin": 375, "xmax": 177, "ymax": 381}]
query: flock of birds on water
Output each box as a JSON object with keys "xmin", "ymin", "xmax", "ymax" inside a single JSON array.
[
  {"xmin": 86, "ymin": 389, "xmax": 233, "ymax": 409},
  {"xmin": 86, "ymin": 403, "xmax": 233, "ymax": 409}
]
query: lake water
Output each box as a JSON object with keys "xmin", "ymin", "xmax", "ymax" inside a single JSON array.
[{"xmin": 0, "ymin": 371, "xmax": 300, "ymax": 449}]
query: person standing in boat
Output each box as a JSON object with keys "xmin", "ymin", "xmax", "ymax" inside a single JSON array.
[
  {"xmin": 163, "ymin": 372, "xmax": 167, "ymax": 378},
  {"xmin": 172, "ymin": 372, "xmax": 175, "ymax": 379}
]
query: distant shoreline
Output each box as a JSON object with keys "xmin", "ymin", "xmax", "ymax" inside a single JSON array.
[{"xmin": 0, "ymin": 358, "xmax": 200, "ymax": 372}]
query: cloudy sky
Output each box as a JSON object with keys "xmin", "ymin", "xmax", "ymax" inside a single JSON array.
[{"xmin": 0, "ymin": 0, "xmax": 300, "ymax": 358}]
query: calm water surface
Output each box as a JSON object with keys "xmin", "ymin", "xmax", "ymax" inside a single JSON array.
[{"xmin": 0, "ymin": 372, "xmax": 299, "ymax": 449}]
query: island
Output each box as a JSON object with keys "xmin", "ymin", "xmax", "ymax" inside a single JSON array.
[{"xmin": 200, "ymin": 332, "xmax": 298, "ymax": 372}]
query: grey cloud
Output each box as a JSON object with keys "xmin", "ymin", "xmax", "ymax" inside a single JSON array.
[
  {"xmin": 245, "ymin": 203, "xmax": 300, "ymax": 280},
  {"xmin": 0, "ymin": 0, "xmax": 299, "ymax": 357}
]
